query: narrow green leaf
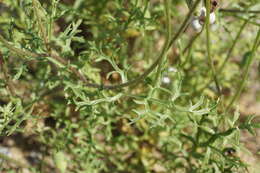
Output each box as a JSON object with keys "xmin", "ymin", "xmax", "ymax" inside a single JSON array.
[{"xmin": 199, "ymin": 125, "xmax": 215, "ymax": 134}]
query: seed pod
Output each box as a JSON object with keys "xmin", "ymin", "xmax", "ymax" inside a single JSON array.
[
  {"xmin": 191, "ymin": 18, "xmax": 202, "ymax": 33},
  {"xmin": 204, "ymin": 0, "xmax": 219, "ymax": 12},
  {"xmin": 211, "ymin": 0, "xmax": 219, "ymax": 12},
  {"xmin": 162, "ymin": 76, "xmax": 171, "ymax": 84},
  {"xmin": 198, "ymin": 7, "xmax": 216, "ymax": 24},
  {"xmin": 223, "ymin": 147, "xmax": 236, "ymax": 157},
  {"xmin": 209, "ymin": 12, "xmax": 216, "ymax": 24}
]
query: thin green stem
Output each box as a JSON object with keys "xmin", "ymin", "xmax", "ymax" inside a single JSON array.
[
  {"xmin": 219, "ymin": 9, "xmax": 260, "ymax": 14},
  {"xmin": 183, "ymin": 32, "xmax": 201, "ymax": 55},
  {"xmin": 153, "ymin": 0, "xmax": 171, "ymax": 86},
  {"xmin": 226, "ymin": 29, "xmax": 260, "ymax": 112},
  {"xmin": 205, "ymin": 0, "xmax": 221, "ymax": 95},
  {"xmin": 218, "ymin": 19, "xmax": 249, "ymax": 73},
  {"xmin": 233, "ymin": 16, "xmax": 260, "ymax": 27},
  {"xmin": 168, "ymin": 0, "xmax": 201, "ymax": 49},
  {"xmin": 197, "ymin": 19, "xmax": 249, "ymax": 93}
]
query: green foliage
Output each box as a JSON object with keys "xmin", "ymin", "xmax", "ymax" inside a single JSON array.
[{"xmin": 0, "ymin": 0, "xmax": 259, "ymax": 172}]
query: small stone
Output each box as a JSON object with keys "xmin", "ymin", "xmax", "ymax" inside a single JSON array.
[{"xmin": 0, "ymin": 146, "xmax": 11, "ymax": 163}]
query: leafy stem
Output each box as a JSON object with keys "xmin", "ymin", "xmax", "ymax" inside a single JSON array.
[{"xmin": 0, "ymin": 0, "xmax": 201, "ymax": 90}]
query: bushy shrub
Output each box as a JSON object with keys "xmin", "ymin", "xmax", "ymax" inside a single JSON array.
[{"xmin": 0, "ymin": 0, "xmax": 259, "ymax": 172}]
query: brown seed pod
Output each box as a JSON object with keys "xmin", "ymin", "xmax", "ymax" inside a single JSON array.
[
  {"xmin": 211, "ymin": 0, "xmax": 219, "ymax": 12},
  {"xmin": 204, "ymin": 0, "xmax": 219, "ymax": 12}
]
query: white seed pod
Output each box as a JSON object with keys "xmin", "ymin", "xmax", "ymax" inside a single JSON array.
[
  {"xmin": 200, "ymin": 7, "xmax": 216, "ymax": 24},
  {"xmin": 190, "ymin": 6, "xmax": 217, "ymax": 33},
  {"xmin": 162, "ymin": 76, "xmax": 171, "ymax": 84},
  {"xmin": 209, "ymin": 12, "xmax": 216, "ymax": 24},
  {"xmin": 191, "ymin": 18, "xmax": 202, "ymax": 33},
  {"xmin": 168, "ymin": 67, "xmax": 177, "ymax": 73},
  {"xmin": 200, "ymin": 7, "xmax": 207, "ymax": 17}
]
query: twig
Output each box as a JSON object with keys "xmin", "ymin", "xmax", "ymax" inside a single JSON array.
[
  {"xmin": 183, "ymin": 32, "xmax": 202, "ymax": 54},
  {"xmin": 219, "ymin": 9, "xmax": 260, "ymax": 14},
  {"xmin": 218, "ymin": 19, "xmax": 249, "ymax": 73},
  {"xmin": 153, "ymin": 0, "xmax": 171, "ymax": 86},
  {"xmin": 205, "ymin": 0, "xmax": 221, "ymax": 95},
  {"xmin": 198, "ymin": 19, "xmax": 249, "ymax": 93},
  {"xmin": 168, "ymin": 0, "xmax": 201, "ymax": 49},
  {"xmin": 233, "ymin": 15, "xmax": 260, "ymax": 27}
]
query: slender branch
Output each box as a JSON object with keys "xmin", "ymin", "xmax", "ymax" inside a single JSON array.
[
  {"xmin": 233, "ymin": 15, "xmax": 260, "ymax": 27},
  {"xmin": 226, "ymin": 29, "xmax": 260, "ymax": 112},
  {"xmin": 168, "ymin": 0, "xmax": 201, "ymax": 49},
  {"xmin": 153, "ymin": 0, "xmax": 171, "ymax": 86},
  {"xmin": 219, "ymin": 8, "xmax": 260, "ymax": 14},
  {"xmin": 205, "ymin": 0, "xmax": 221, "ymax": 95},
  {"xmin": 218, "ymin": 19, "xmax": 249, "ymax": 73},
  {"xmin": 0, "ymin": 0, "xmax": 201, "ymax": 90},
  {"xmin": 179, "ymin": 32, "xmax": 202, "ymax": 68},
  {"xmin": 183, "ymin": 32, "xmax": 202, "ymax": 54},
  {"xmin": 198, "ymin": 19, "xmax": 249, "ymax": 93}
]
